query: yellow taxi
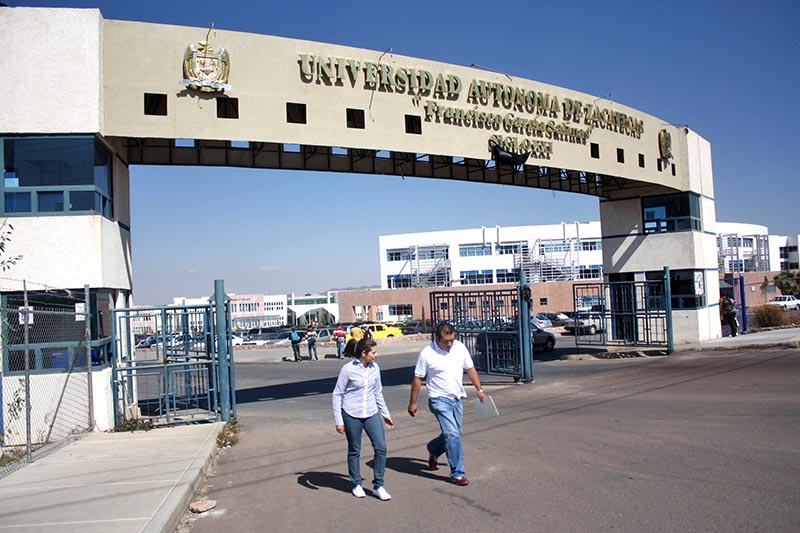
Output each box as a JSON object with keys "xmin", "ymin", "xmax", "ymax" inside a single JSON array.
[{"xmin": 346, "ymin": 323, "xmax": 404, "ymax": 341}]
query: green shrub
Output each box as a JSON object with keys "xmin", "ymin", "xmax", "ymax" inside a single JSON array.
[{"xmin": 752, "ymin": 305, "xmax": 787, "ymax": 328}]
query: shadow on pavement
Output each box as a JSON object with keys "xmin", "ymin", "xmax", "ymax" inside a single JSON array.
[
  {"xmin": 381, "ymin": 456, "xmax": 451, "ymax": 482},
  {"xmin": 296, "ymin": 470, "xmax": 352, "ymax": 493},
  {"xmin": 236, "ymin": 365, "xmax": 418, "ymax": 405}
]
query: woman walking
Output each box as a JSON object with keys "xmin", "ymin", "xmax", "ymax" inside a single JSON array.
[{"xmin": 332, "ymin": 338, "xmax": 393, "ymax": 500}]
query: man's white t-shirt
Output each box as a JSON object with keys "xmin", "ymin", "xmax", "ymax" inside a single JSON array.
[{"xmin": 414, "ymin": 339, "xmax": 475, "ymax": 399}]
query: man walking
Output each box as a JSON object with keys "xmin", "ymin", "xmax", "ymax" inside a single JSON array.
[
  {"xmin": 408, "ymin": 321, "xmax": 485, "ymax": 486},
  {"xmin": 333, "ymin": 324, "xmax": 347, "ymax": 359}
]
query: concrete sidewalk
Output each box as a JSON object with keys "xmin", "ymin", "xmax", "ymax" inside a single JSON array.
[
  {"xmin": 0, "ymin": 422, "xmax": 222, "ymax": 533},
  {"xmin": 0, "ymin": 327, "xmax": 797, "ymax": 532}
]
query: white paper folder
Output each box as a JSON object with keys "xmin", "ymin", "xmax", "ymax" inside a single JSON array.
[{"xmin": 471, "ymin": 395, "xmax": 499, "ymax": 420}]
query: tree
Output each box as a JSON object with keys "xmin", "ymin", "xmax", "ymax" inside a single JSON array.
[
  {"xmin": 773, "ymin": 270, "xmax": 800, "ymax": 297},
  {"xmin": 0, "ymin": 219, "xmax": 22, "ymax": 271}
]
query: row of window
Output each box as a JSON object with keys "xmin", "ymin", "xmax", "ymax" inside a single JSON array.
[
  {"xmin": 642, "ymin": 192, "xmax": 701, "ymax": 234},
  {"xmin": 232, "ymin": 302, "xmax": 286, "ymax": 313},
  {"xmin": 1, "ymin": 136, "xmax": 114, "ymax": 219},
  {"xmin": 588, "ymin": 142, "xmax": 677, "ymax": 175}
]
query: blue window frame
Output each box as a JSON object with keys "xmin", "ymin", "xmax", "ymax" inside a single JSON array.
[
  {"xmin": 459, "ymin": 244, "xmax": 492, "ymax": 257},
  {"xmin": 1, "ymin": 135, "xmax": 113, "ymax": 219},
  {"xmin": 642, "ymin": 192, "xmax": 701, "ymax": 234}
]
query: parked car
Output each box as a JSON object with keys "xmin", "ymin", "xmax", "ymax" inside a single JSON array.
[
  {"xmin": 475, "ymin": 322, "xmax": 555, "ymax": 355},
  {"xmin": 401, "ymin": 320, "xmax": 426, "ymax": 335},
  {"xmin": 348, "ymin": 323, "xmax": 403, "ymax": 341},
  {"xmin": 564, "ymin": 313, "xmax": 605, "ymax": 334},
  {"xmin": 766, "ymin": 295, "xmax": 800, "ymax": 310},
  {"xmin": 135, "ymin": 336, "xmax": 156, "ymax": 349},
  {"xmin": 230, "ymin": 334, "xmax": 244, "ymax": 347},
  {"xmin": 531, "ymin": 314, "xmax": 553, "ymax": 329},
  {"xmin": 545, "ymin": 312, "xmax": 570, "ymax": 327}
]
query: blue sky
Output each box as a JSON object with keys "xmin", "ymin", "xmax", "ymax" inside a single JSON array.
[{"xmin": 10, "ymin": 0, "xmax": 800, "ymax": 304}]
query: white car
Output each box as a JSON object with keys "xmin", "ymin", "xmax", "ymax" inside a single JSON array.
[
  {"xmin": 231, "ymin": 334, "xmax": 244, "ymax": 346},
  {"xmin": 766, "ymin": 295, "xmax": 799, "ymax": 310},
  {"xmin": 564, "ymin": 313, "xmax": 605, "ymax": 335}
]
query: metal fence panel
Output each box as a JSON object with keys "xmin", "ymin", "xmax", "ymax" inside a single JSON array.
[
  {"xmin": 430, "ymin": 289, "xmax": 524, "ymax": 378},
  {"xmin": 1, "ymin": 305, "xmax": 93, "ymax": 478}
]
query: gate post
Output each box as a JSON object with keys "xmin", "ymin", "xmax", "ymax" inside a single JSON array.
[
  {"xmin": 664, "ymin": 267, "xmax": 674, "ymax": 353},
  {"xmin": 214, "ymin": 280, "xmax": 231, "ymax": 422},
  {"xmin": 519, "ymin": 271, "xmax": 533, "ymax": 383}
]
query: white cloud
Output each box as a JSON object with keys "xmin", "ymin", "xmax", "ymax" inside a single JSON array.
[{"xmin": 260, "ymin": 265, "xmax": 282, "ymax": 271}]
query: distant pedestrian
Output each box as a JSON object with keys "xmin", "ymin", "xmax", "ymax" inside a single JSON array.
[
  {"xmin": 721, "ymin": 295, "xmax": 737, "ymax": 337},
  {"xmin": 290, "ymin": 327, "xmax": 302, "ymax": 362},
  {"xmin": 332, "ymin": 337, "xmax": 393, "ymax": 501},
  {"xmin": 306, "ymin": 325, "xmax": 318, "ymax": 360},
  {"xmin": 333, "ymin": 324, "xmax": 347, "ymax": 359}
]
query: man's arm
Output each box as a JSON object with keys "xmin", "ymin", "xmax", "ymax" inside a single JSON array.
[
  {"xmin": 408, "ymin": 376, "xmax": 423, "ymax": 417},
  {"xmin": 466, "ymin": 367, "xmax": 486, "ymax": 403}
]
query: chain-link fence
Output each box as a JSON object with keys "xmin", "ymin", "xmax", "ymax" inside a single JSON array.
[{"xmin": 1, "ymin": 302, "xmax": 95, "ymax": 479}]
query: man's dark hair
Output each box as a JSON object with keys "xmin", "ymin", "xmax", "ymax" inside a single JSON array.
[{"xmin": 435, "ymin": 321, "xmax": 456, "ymax": 338}]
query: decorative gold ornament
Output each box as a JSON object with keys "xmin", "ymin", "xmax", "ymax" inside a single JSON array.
[
  {"xmin": 658, "ymin": 129, "xmax": 673, "ymax": 160},
  {"xmin": 181, "ymin": 41, "xmax": 230, "ymax": 93}
]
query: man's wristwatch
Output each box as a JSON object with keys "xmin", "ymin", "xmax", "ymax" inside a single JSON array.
[{"xmin": 477, "ymin": 388, "xmax": 484, "ymax": 394}]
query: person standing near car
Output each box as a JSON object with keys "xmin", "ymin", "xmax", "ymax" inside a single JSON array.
[
  {"xmin": 290, "ymin": 326, "xmax": 302, "ymax": 362},
  {"xmin": 407, "ymin": 321, "xmax": 485, "ymax": 486},
  {"xmin": 306, "ymin": 324, "xmax": 319, "ymax": 360},
  {"xmin": 333, "ymin": 324, "xmax": 347, "ymax": 359}
]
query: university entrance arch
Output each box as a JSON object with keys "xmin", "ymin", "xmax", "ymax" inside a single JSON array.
[{"xmin": 2, "ymin": 7, "xmax": 720, "ymax": 348}]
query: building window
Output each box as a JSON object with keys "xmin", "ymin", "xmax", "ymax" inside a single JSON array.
[
  {"xmin": 459, "ymin": 244, "xmax": 492, "ymax": 257},
  {"xmin": 580, "ymin": 240, "xmax": 602, "ymax": 251},
  {"xmin": 417, "ymin": 247, "xmax": 448, "ymax": 259},
  {"xmin": 642, "ymin": 192, "xmax": 701, "ymax": 234},
  {"xmin": 617, "ymin": 148, "xmax": 625, "ymax": 163},
  {"xmin": 286, "ymin": 102, "xmax": 307, "ymax": 124},
  {"xmin": 540, "ymin": 241, "xmax": 571, "ymax": 253},
  {"xmin": 144, "ymin": 93, "xmax": 167, "ymax": 116},
  {"xmin": 539, "ymin": 298, "xmax": 548, "ymax": 306},
  {"xmin": 387, "ymin": 274, "xmax": 413, "ymax": 288},
  {"xmin": 388, "ymin": 304, "xmax": 412, "ymax": 316},
  {"xmin": 590, "ymin": 143, "xmax": 599, "ymax": 159},
  {"xmin": 462, "ymin": 270, "xmax": 493, "ymax": 285},
  {"xmin": 577, "ymin": 265, "xmax": 603, "ymax": 279},
  {"xmin": 638, "ymin": 153, "xmax": 645, "ymax": 168},
  {"xmin": 1, "ymin": 136, "xmax": 113, "ymax": 219},
  {"xmin": 217, "ymin": 97, "xmax": 239, "ymax": 119},
  {"xmin": 386, "ymin": 249, "xmax": 411, "ymax": 261},
  {"xmin": 646, "ymin": 269, "xmax": 706, "ymax": 309},
  {"xmin": 347, "ymin": 108, "xmax": 365, "ymax": 129},
  {"xmin": 405, "ymin": 115, "xmax": 422, "ymax": 135},
  {"xmin": 496, "ymin": 269, "xmax": 519, "ymax": 283},
  {"xmin": 496, "ymin": 242, "xmax": 523, "ymax": 255}
]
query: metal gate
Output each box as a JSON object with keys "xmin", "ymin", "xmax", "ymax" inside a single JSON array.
[
  {"xmin": 430, "ymin": 286, "xmax": 533, "ymax": 380},
  {"xmin": 573, "ymin": 276, "xmax": 673, "ymax": 351},
  {"xmin": 110, "ymin": 282, "xmax": 236, "ymax": 426}
]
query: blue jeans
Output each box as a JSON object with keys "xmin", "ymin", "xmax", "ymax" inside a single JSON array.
[
  {"xmin": 308, "ymin": 340, "xmax": 317, "ymax": 359},
  {"xmin": 336, "ymin": 339, "xmax": 346, "ymax": 358},
  {"xmin": 427, "ymin": 396, "xmax": 465, "ymax": 480},
  {"xmin": 342, "ymin": 410, "xmax": 387, "ymax": 490}
]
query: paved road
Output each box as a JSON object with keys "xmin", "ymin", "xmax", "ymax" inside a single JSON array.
[{"xmin": 182, "ymin": 345, "xmax": 800, "ymax": 533}]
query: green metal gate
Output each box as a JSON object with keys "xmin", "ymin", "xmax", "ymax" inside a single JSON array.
[
  {"xmin": 572, "ymin": 274, "xmax": 673, "ymax": 351},
  {"xmin": 430, "ymin": 283, "xmax": 533, "ymax": 381},
  {"xmin": 110, "ymin": 281, "xmax": 236, "ymax": 426}
]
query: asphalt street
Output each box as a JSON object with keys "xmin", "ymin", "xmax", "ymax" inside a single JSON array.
[{"xmin": 180, "ymin": 343, "xmax": 800, "ymax": 533}]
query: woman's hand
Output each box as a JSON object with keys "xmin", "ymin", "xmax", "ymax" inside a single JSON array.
[
  {"xmin": 383, "ymin": 417, "xmax": 394, "ymax": 430},
  {"xmin": 335, "ymin": 425, "xmax": 345, "ymax": 434}
]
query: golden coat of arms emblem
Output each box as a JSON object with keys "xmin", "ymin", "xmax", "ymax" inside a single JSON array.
[{"xmin": 181, "ymin": 41, "xmax": 231, "ymax": 92}]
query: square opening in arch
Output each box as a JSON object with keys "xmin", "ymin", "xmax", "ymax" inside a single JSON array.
[
  {"xmin": 287, "ymin": 102, "xmax": 307, "ymax": 124},
  {"xmin": 405, "ymin": 115, "xmax": 422, "ymax": 135},
  {"xmin": 217, "ymin": 97, "xmax": 239, "ymax": 119},
  {"xmin": 346, "ymin": 108, "xmax": 365, "ymax": 129},
  {"xmin": 144, "ymin": 93, "xmax": 167, "ymax": 116}
]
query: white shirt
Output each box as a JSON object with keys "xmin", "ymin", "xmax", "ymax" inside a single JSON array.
[{"xmin": 414, "ymin": 339, "xmax": 474, "ymax": 399}]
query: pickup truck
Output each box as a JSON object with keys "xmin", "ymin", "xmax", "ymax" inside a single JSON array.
[{"xmin": 766, "ymin": 295, "xmax": 800, "ymax": 310}]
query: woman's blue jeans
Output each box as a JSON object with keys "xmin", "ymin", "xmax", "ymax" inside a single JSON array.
[
  {"xmin": 427, "ymin": 396, "xmax": 465, "ymax": 480},
  {"xmin": 342, "ymin": 410, "xmax": 387, "ymax": 490}
]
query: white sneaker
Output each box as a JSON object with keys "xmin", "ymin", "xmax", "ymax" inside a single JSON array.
[
  {"xmin": 352, "ymin": 485, "xmax": 366, "ymax": 498},
  {"xmin": 375, "ymin": 486, "xmax": 391, "ymax": 501}
]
